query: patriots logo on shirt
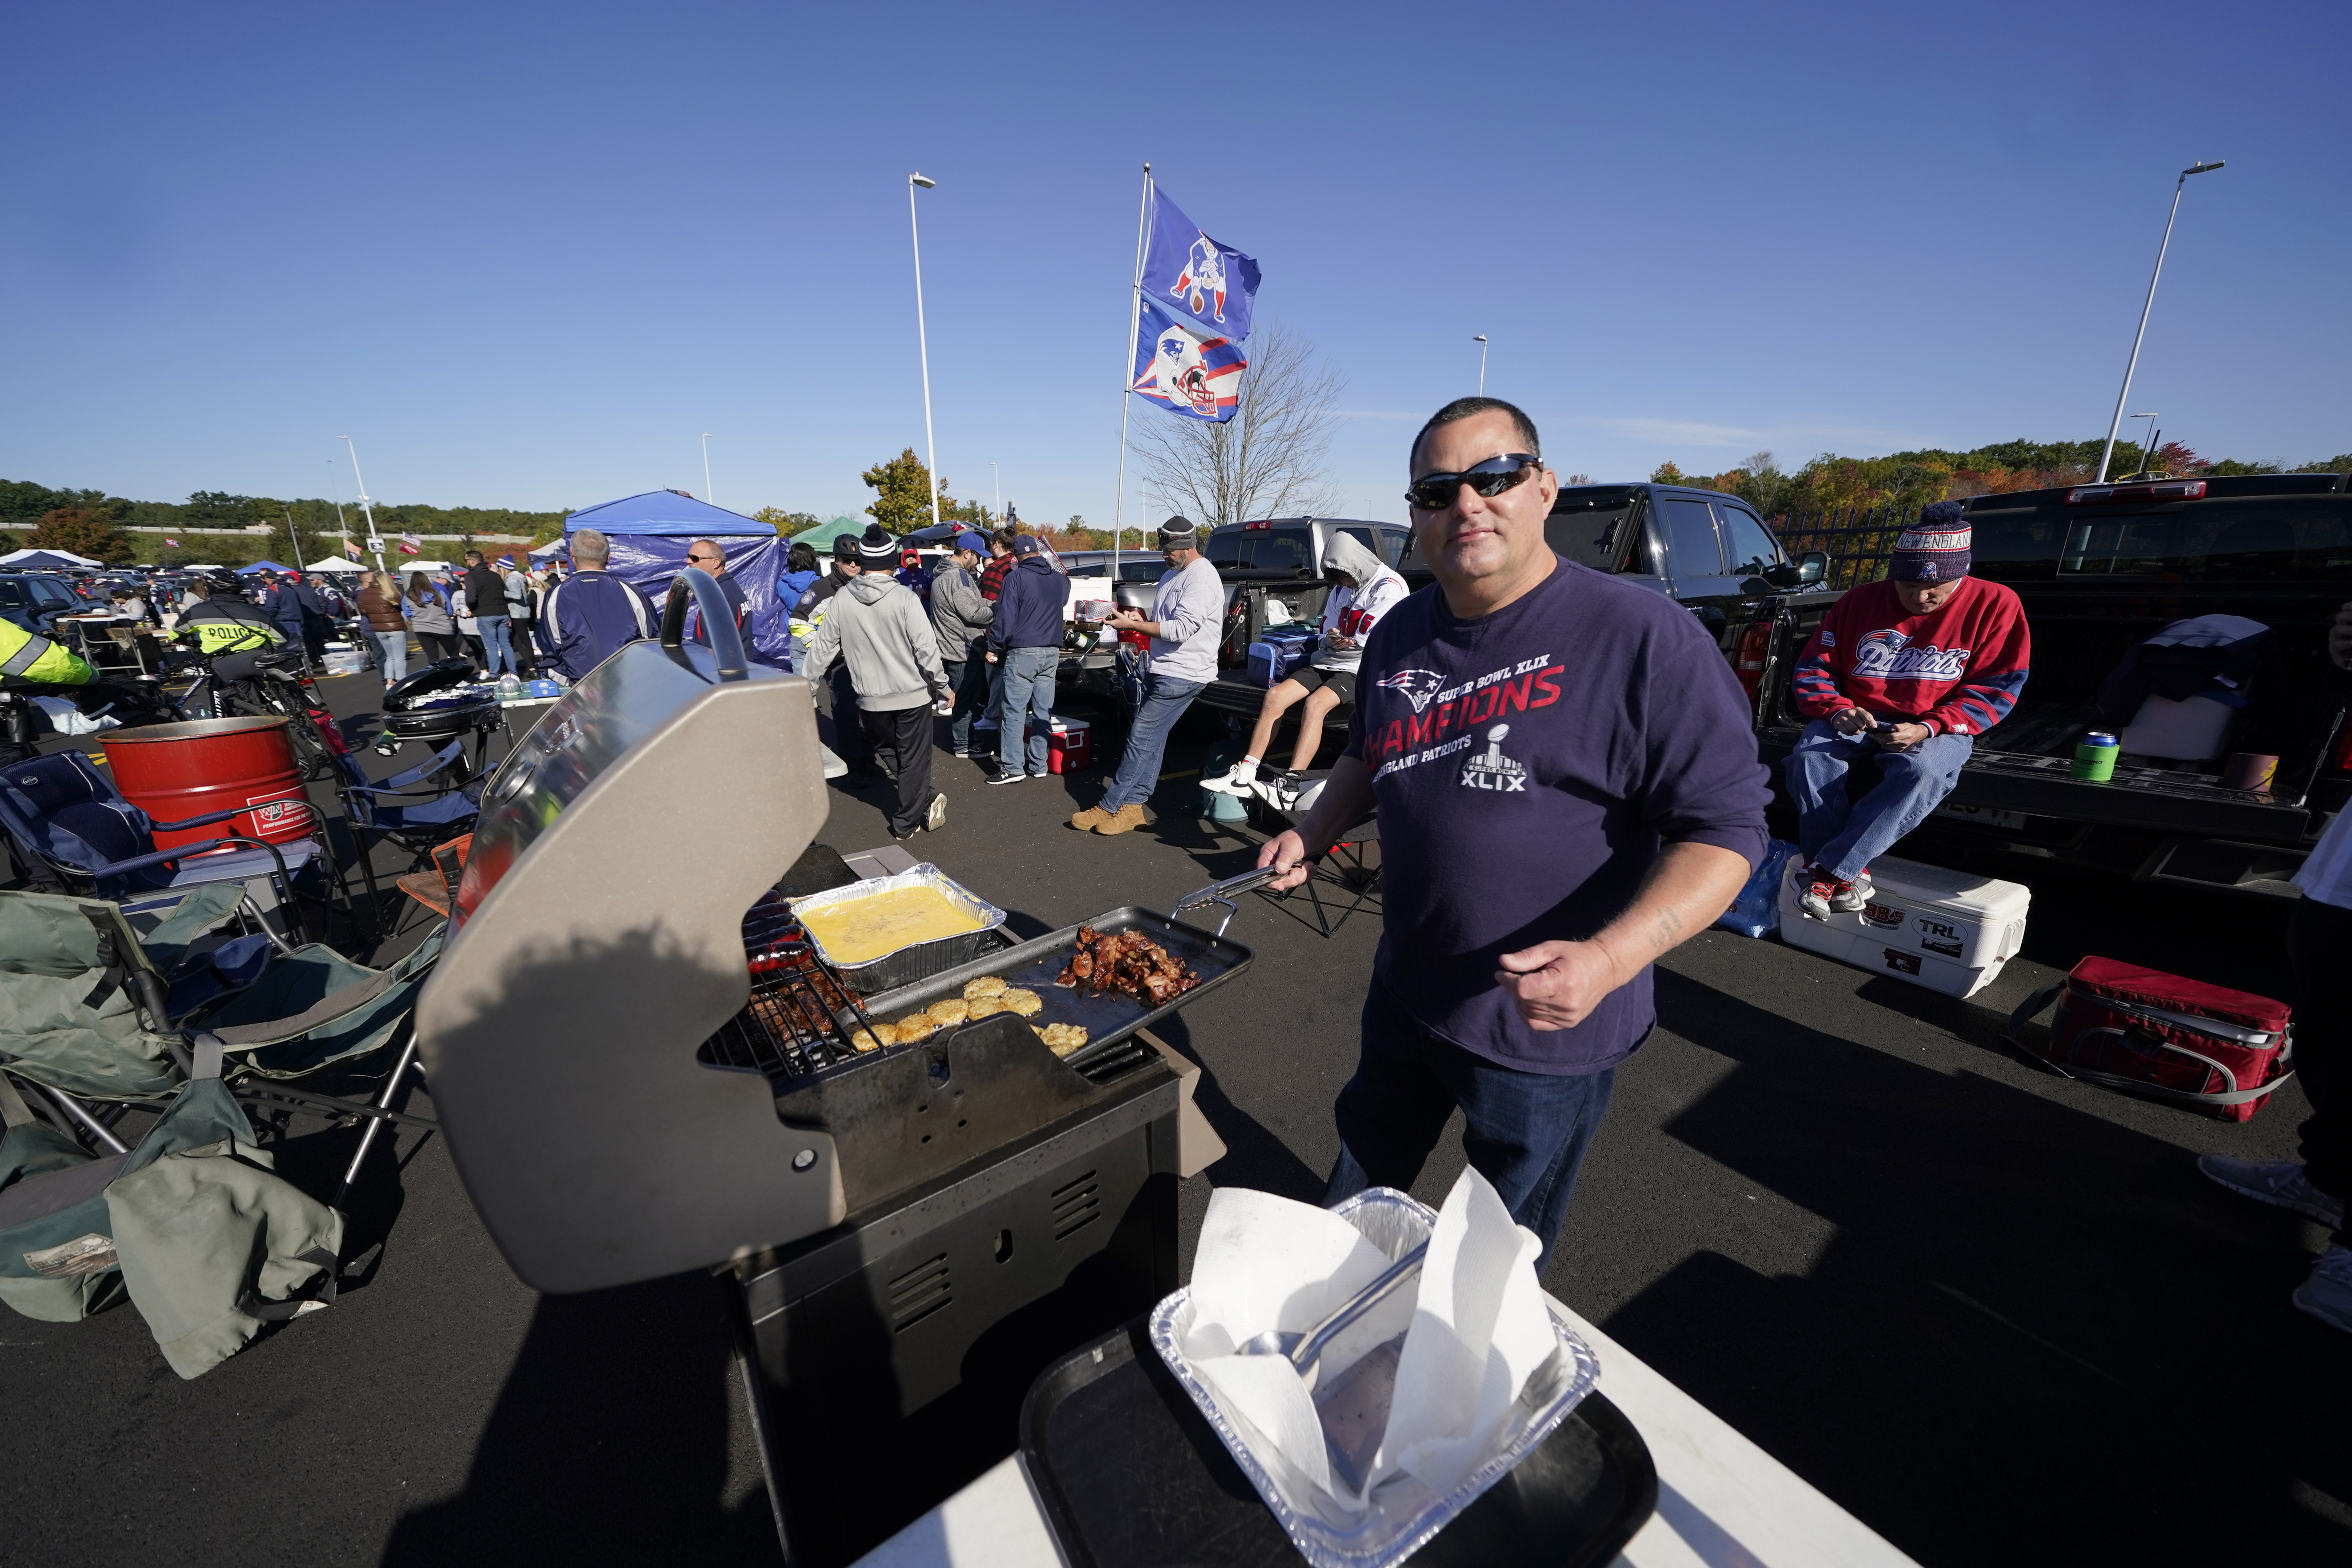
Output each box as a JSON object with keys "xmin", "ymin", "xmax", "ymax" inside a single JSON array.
[
  {"xmin": 1851, "ymin": 629, "xmax": 1970, "ymax": 681},
  {"xmin": 1375, "ymin": 667, "xmax": 1445, "ymax": 713}
]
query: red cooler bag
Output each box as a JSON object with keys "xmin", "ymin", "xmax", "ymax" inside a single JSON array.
[{"xmin": 2011, "ymin": 957, "xmax": 2293, "ymax": 1121}]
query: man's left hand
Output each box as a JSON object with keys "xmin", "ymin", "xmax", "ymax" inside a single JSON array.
[
  {"xmin": 1872, "ymin": 721, "xmax": 1931, "ymax": 750},
  {"xmin": 1104, "ymin": 610, "xmax": 1150, "ymax": 633},
  {"xmin": 1495, "ymin": 940, "xmax": 1624, "ymax": 1031}
]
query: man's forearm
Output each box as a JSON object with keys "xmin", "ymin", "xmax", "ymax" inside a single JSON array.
[
  {"xmin": 1283, "ymin": 755, "xmax": 1376, "ymax": 858},
  {"xmin": 1583, "ymin": 841, "xmax": 1754, "ymax": 989}
]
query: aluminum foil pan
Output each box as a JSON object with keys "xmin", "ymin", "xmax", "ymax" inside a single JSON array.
[
  {"xmin": 1149, "ymin": 1187, "xmax": 1601, "ymax": 1568},
  {"xmin": 788, "ymin": 863, "xmax": 1009, "ymax": 984}
]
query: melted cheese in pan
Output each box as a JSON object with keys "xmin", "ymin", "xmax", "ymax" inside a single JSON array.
[{"xmin": 801, "ymin": 886, "xmax": 986, "ymax": 965}]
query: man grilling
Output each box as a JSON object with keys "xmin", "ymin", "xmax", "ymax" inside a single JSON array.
[{"xmin": 1258, "ymin": 397, "xmax": 1769, "ymax": 1266}]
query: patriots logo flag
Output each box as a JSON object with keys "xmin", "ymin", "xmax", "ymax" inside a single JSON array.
[
  {"xmin": 1131, "ymin": 301, "xmax": 1245, "ymax": 423},
  {"xmin": 343, "ymin": 537, "xmax": 363, "ymax": 559},
  {"xmin": 1141, "ymin": 187, "xmax": 1261, "ymax": 342}
]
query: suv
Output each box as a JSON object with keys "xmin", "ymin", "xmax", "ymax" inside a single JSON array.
[
  {"xmin": 0, "ymin": 571, "xmax": 93, "ymax": 636},
  {"xmin": 1740, "ymin": 472, "xmax": 2352, "ymax": 896}
]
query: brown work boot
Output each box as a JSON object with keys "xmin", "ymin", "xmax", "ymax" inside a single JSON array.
[
  {"xmin": 1094, "ymin": 803, "xmax": 1148, "ymax": 836},
  {"xmin": 1069, "ymin": 803, "xmax": 1113, "ymax": 831}
]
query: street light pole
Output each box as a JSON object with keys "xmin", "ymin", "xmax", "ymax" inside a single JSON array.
[
  {"xmin": 701, "ymin": 433, "xmax": 715, "ymax": 508},
  {"xmin": 339, "ymin": 436, "xmax": 386, "ymax": 570},
  {"xmin": 909, "ymin": 173, "xmax": 942, "ymax": 532},
  {"xmin": 2131, "ymin": 412, "xmax": 2159, "ymax": 475},
  {"xmin": 2096, "ymin": 161, "xmax": 2225, "ymax": 483},
  {"xmin": 1474, "ymin": 335, "xmax": 1488, "ymax": 396}
]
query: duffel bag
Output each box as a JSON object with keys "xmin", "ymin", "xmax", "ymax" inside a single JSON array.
[{"xmin": 2010, "ymin": 956, "xmax": 2292, "ymax": 1121}]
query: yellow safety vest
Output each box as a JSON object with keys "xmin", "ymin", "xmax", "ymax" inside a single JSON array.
[
  {"xmin": 0, "ymin": 619, "xmax": 95, "ymax": 686},
  {"xmin": 175, "ymin": 600, "xmax": 286, "ymax": 655}
]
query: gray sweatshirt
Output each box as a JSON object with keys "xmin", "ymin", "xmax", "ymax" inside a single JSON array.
[
  {"xmin": 929, "ymin": 560, "xmax": 995, "ymax": 661},
  {"xmin": 806, "ymin": 573, "xmax": 950, "ymax": 712}
]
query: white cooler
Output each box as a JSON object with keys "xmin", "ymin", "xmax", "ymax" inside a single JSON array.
[{"xmin": 1777, "ymin": 854, "xmax": 2030, "ymax": 998}]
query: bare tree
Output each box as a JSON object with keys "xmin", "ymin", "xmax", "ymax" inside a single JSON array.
[{"xmin": 1129, "ymin": 323, "xmax": 1346, "ymax": 528}]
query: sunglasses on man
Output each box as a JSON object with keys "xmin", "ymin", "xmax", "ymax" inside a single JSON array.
[{"xmin": 1404, "ymin": 452, "xmax": 1542, "ymax": 512}]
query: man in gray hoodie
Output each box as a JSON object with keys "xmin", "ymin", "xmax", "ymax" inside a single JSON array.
[
  {"xmin": 929, "ymin": 531, "xmax": 996, "ymax": 758},
  {"xmin": 807, "ymin": 527, "xmax": 955, "ymax": 838}
]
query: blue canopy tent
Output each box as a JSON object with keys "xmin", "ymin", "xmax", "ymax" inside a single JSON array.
[
  {"xmin": 237, "ymin": 560, "xmax": 295, "ymax": 575},
  {"xmin": 563, "ymin": 492, "xmax": 788, "ymax": 667}
]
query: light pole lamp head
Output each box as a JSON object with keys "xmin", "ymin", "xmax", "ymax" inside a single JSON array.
[
  {"xmin": 2181, "ymin": 160, "xmax": 2224, "ymax": 179},
  {"xmin": 1474, "ymin": 335, "xmax": 1487, "ymax": 344},
  {"xmin": 910, "ymin": 172, "xmax": 936, "ymax": 189}
]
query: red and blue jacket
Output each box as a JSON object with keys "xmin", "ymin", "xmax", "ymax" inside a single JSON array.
[{"xmin": 1791, "ymin": 575, "xmax": 2030, "ymax": 738}]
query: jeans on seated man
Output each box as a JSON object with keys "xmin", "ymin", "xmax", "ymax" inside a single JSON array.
[
  {"xmin": 1782, "ymin": 501, "xmax": 2031, "ymax": 920},
  {"xmin": 1204, "ymin": 530, "xmax": 1407, "ymax": 798}
]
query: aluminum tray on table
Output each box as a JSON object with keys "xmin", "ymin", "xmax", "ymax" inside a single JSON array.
[{"xmin": 853, "ymin": 902, "xmax": 1253, "ymax": 1081}]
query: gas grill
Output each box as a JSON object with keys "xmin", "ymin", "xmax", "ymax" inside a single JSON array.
[{"xmin": 413, "ymin": 573, "xmax": 1247, "ymax": 1566}]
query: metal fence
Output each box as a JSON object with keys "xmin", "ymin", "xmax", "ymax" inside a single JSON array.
[{"xmin": 1771, "ymin": 503, "xmax": 1926, "ymax": 591}]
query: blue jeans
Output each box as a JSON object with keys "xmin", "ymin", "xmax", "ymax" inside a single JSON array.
[
  {"xmin": 478, "ymin": 615, "xmax": 515, "ymax": 676},
  {"xmin": 942, "ymin": 655, "xmax": 991, "ymax": 753},
  {"xmin": 1784, "ymin": 718, "xmax": 1971, "ymax": 881},
  {"xmin": 996, "ymin": 647, "xmax": 1058, "ymax": 776},
  {"xmin": 1325, "ymin": 980, "xmax": 1617, "ymax": 1269},
  {"xmin": 1099, "ymin": 673, "xmax": 1205, "ymax": 811},
  {"xmin": 371, "ymin": 631, "xmax": 408, "ymax": 685}
]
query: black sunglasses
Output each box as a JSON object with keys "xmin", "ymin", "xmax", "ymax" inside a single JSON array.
[{"xmin": 1405, "ymin": 452, "xmax": 1542, "ymax": 512}]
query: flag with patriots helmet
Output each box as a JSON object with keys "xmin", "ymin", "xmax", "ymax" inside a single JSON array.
[
  {"xmin": 1131, "ymin": 301, "xmax": 1245, "ymax": 423},
  {"xmin": 1140, "ymin": 187, "xmax": 1260, "ymax": 342}
]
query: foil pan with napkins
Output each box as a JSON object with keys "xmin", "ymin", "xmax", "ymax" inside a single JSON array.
[{"xmin": 1149, "ymin": 1170, "xmax": 1601, "ymax": 1568}]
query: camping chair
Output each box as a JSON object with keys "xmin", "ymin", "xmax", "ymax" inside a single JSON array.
[
  {"xmin": 0, "ymin": 888, "xmax": 441, "ymax": 1206},
  {"xmin": 0, "ymin": 749, "xmax": 321, "ymax": 947},
  {"xmin": 305, "ymin": 737, "xmax": 482, "ymax": 927},
  {"xmin": 1243, "ymin": 784, "xmax": 1382, "ymax": 938}
]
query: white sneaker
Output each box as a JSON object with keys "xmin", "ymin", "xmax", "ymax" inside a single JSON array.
[
  {"xmin": 2197, "ymin": 1156, "xmax": 2347, "ymax": 1230},
  {"xmin": 925, "ymin": 793, "xmax": 948, "ymax": 833},
  {"xmin": 1201, "ymin": 760, "xmax": 1260, "ymax": 795},
  {"xmin": 2293, "ymin": 1246, "xmax": 2352, "ymax": 1335}
]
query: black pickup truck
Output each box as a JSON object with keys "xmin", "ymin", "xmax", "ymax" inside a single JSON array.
[{"xmin": 1737, "ymin": 472, "xmax": 2352, "ymax": 898}]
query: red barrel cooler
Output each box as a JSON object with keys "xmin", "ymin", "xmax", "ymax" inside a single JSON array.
[{"xmin": 104, "ymin": 717, "xmax": 316, "ymax": 851}]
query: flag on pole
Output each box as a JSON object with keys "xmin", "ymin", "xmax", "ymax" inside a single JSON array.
[
  {"xmin": 1131, "ymin": 301, "xmax": 1245, "ymax": 423},
  {"xmin": 1141, "ymin": 188, "xmax": 1261, "ymax": 342},
  {"xmin": 343, "ymin": 537, "xmax": 363, "ymax": 559},
  {"xmin": 397, "ymin": 532, "xmax": 422, "ymax": 555},
  {"xmin": 162, "ymin": 537, "xmax": 181, "ymax": 548}
]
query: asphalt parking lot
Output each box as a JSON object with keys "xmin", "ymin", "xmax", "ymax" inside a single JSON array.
[{"xmin": 5, "ymin": 667, "xmax": 2348, "ymax": 1568}]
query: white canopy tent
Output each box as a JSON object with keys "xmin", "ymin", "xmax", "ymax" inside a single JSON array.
[{"xmin": 308, "ymin": 557, "xmax": 368, "ymax": 573}]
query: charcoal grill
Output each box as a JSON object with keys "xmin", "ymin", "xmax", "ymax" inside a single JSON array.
[
  {"xmin": 414, "ymin": 572, "xmax": 1243, "ymax": 1566},
  {"xmin": 377, "ymin": 658, "xmax": 503, "ymax": 757}
]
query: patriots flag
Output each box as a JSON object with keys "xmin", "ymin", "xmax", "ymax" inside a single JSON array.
[
  {"xmin": 1131, "ymin": 300, "xmax": 1245, "ymax": 423},
  {"xmin": 1141, "ymin": 188, "xmax": 1261, "ymax": 342}
]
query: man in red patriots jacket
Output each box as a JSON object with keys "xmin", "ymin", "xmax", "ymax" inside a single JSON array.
[{"xmin": 1784, "ymin": 501, "xmax": 2031, "ymax": 920}]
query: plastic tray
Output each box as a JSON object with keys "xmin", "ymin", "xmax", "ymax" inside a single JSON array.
[
  {"xmin": 787, "ymin": 863, "xmax": 1010, "ymax": 994},
  {"xmin": 851, "ymin": 905, "xmax": 1253, "ymax": 1072},
  {"xmin": 1143, "ymin": 1188, "xmax": 1617, "ymax": 1568},
  {"xmin": 1021, "ymin": 1317, "xmax": 1653, "ymax": 1568}
]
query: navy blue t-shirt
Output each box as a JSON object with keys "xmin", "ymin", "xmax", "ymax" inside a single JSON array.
[{"xmin": 1342, "ymin": 557, "xmax": 1770, "ymax": 1076}]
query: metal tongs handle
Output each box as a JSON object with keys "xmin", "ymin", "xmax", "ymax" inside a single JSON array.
[
  {"xmin": 1171, "ymin": 866, "xmax": 1283, "ymax": 938},
  {"xmin": 1290, "ymin": 1240, "xmax": 1429, "ymax": 1390}
]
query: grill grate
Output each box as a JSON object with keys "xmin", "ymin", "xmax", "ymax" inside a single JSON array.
[{"xmin": 700, "ymin": 939, "xmax": 880, "ymax": 1082}]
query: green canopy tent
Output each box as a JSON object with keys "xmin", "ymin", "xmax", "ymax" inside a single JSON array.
[{"xmin": 790, "ymin": 516, "xmax": 873, "ymax": 551}]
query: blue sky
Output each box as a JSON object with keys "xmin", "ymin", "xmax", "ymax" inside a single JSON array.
[{"xmin": 6, "ymin": 1, "xmax": 2346, "ymax": 532}]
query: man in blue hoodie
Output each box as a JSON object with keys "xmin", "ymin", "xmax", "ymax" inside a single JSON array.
[
  {"xmin": 538, "ymin": 528, "xmax": 657, "ymax": 681},
  {"xmin": 983, "ymin": 535, "xmax": 1066, "ymax": 784}
]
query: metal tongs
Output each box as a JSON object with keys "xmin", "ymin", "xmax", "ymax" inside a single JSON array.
[
  {"xmin": 1171, "ymin": 866, "xmax": 1285, "ymax": 937},
  {"xmin": 1236, "ymin": 1241, "xmax": 1429, "ymax": 1393}
]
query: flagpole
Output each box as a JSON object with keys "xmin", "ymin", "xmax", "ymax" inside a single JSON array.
[
  {"xmin": 1112, "ymin": 162, "xmax": 1152, "ymax": 572},
  {"xmin": 340, "ymin": 436, "xmax": 387, "ymax": 571}
]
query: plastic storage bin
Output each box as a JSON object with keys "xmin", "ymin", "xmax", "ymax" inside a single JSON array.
[{"xmin": 1776, "ymin": 854, "xmax": 2030, "ymax": 998}]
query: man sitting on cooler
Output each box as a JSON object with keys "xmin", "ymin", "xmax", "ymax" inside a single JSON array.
[{"xmin": 1784, "ymin": 501, "xmax": 2029, "ymax": 920}]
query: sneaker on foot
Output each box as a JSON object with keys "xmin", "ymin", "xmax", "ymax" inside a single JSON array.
[
  {"xmin": 988, "ymin": 767, "xmax": 1028, "ymax": 786},
  {"xmin": 1828, "ymin": 875, "xmax": 1869, "ymax": 913},
  {"xmin": 2198, "ymin": 1156, "xmax": 2347, "ymax": 1230},
  {"xmin": 1797, "ymin": 866, "xmax": 1845, "ymax": 922},
  {"xmin": 1201, "ymin": 759, "xmax": 1260, "ymax": 795},
  {"xmin": 1848, "ymin": 868, "xmax": 1875, "ymax": 902},
  {"xmin": 925, "ymin": 793, "xmax": 948, "ymax": 833},
  {"xmin": 2293, "ymin": 1245, "xmax": 2352, "ymax": 1335}
]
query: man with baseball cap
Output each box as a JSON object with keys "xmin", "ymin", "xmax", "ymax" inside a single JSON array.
[
  {"xmin": 1783, "ymin": 498, "xmax": 2031, "ymax": 919},
  {"xmin": 1075, "ymin": 517, "xmax": 1225, "ymax": 834},
  {"xmin": 929, "ymin": 530, "xmax": 996, "ymax": 757}
]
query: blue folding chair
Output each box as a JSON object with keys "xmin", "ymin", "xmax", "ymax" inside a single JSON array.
[
  {"xmin": 0, "ymin": 750, "xmax": 320, "ymax": 947},
  {"xmin": 311, "ymin": 740, "xmax": 481, "ymax": 931}
]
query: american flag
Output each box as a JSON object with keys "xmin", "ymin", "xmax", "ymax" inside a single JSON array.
[
  {"xmin": 398, "ymin": 532, "xmax": 422, "ymax": 555},
  {"xmin": 163, "ymin": 537, "xmax": 181, "ymax": 547}
]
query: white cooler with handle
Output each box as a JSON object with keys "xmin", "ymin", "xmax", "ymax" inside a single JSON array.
[{"xmin": 1777, "ymin": 854, "xmax": 2030, "ymax": 998}]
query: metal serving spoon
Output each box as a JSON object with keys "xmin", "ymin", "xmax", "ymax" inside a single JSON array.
[{"xmin": 1235, "ymin": 1240, "xmax": 1429, "ymax": 1393}]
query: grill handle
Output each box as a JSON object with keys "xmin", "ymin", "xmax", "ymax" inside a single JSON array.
[
  {"xmin": 660, "ymin": 566, "xmax": 750, "ymax": 682},
  {"xmin": 1171, "ymin": 866, "xmax": 1281, "ymax": 938}
]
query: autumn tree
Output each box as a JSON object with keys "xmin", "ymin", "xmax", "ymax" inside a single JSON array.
[
  {"xmin": 860, "ymin": 448, "xmax": 964, "ymax": 532},
  {"xmin": 28, "ymin": 506, "xmax": 134, "ymax": 565},
  {"xmin": 753, "ymin": 506, "xmax": 824, "ymax": 535},
  {"xmin": 1131, "ymin": 323, "xmax": 1345, "ymax": 529}
]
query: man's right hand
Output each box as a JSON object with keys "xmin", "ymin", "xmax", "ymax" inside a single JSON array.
[
  {"xmin": 1831, "ymin": 707, "xmax": 1876, "ymax": 735},
  {"xmin": 1257, "ymin": 830, "xmax": 1312, "ymax": 892},
  {"xmin": 2330, "ymin": 602, "xmax": 2352, "ymax": 673}
]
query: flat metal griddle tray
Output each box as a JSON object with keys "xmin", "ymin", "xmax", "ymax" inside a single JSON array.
[
  {"xmin": 1020, "ymin": 1319, "xmax": 1656, "ymax": 1568},
  {"xmin": 854, "ymin": 906, "xmax": 1252, "ymax": 1077}
]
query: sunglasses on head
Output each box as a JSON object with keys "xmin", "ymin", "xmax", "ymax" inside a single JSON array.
[{"xmin": 1404, "ymin": 452, "xmax": 1541, "ymax": 512}]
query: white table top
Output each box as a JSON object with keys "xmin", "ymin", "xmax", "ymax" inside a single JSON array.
[{"xmin": 855, "ymin": 1297, "xmax": 1916, "ymax": 1568}]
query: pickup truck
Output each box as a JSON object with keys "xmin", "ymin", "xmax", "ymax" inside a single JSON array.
[
  {"xmin": 1736, "ymin": 472, "xmax": 2352, "ymax": 898},
  {"xmin": 1191, "ymin": 489, "xmax": 1821, "ymax": 733}
]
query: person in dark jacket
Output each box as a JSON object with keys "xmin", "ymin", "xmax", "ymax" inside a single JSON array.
[
  {"xmin": 269, "ymin": 572, "xmax": 332, "ymax": 661},
  {"xmin": 778, "ymin": 541, "xmax": 820, "ymax": 607},
  {"xmin": 973, "ymin": 527, "xmax": 1021, "ymax": 742},
  {"xmin": 982, "ymin": 536, "xmax": 1067, "ymax": 784},
  {"xmin": 538, "ymin": 528, "xmax": 656, "ymax": 680},
  {"xmin": 461, "ymin": 549, "xmax": 517, "ymax": 677},
  {"xmin": 929, "ymin": 532, "xmax": 996, "ymax": 758},
  {"xmin": 671, "ymin": 539, "xmax": 748, "ymax": 644}
]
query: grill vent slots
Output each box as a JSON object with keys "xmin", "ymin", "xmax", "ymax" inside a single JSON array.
[
  {"xmin": 889, "ymin": 1254, "xmax": 952, "ymax": 1331},
  {"xmin": 1051, "ymin": 1170, "xmax": 1102, "ymax": 1240}
]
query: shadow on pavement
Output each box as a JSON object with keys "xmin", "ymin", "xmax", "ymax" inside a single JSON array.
[
  {"xmin": 1149, "ymin": 1014, "xmax": 1328, "ymax": 1204},
  {"xmin": 1606, "ymin": 967, "xmax": 2352, "ymax": 1566},
  {"xmin": 381, "ymin": 1271, "xmax": 774, "ymax": 1566}
]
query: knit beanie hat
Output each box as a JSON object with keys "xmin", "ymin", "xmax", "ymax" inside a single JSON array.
[
  {"xmin": 1889, "ymin": 501, "xmax": 1971, "ymax": 583},
  {"xmin": 1157, "ymin": 516, "xmax": 1198, "ymax": 551},
  {"xmin": 856, "ymin": 525, "xmax": 898, "ymax": 570}
]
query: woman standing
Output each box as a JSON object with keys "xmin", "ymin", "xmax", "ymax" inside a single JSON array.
[
  {"xmin": 405, "ymin": 572, "xmax": 463, "ymax": 665},
  {"xmin": 503, "ymin": 558, "xmax": 537, "ymax": 676},
  {"xmin": 356, "ymin": 571, "xmax": 411, "ymax": 686}
]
